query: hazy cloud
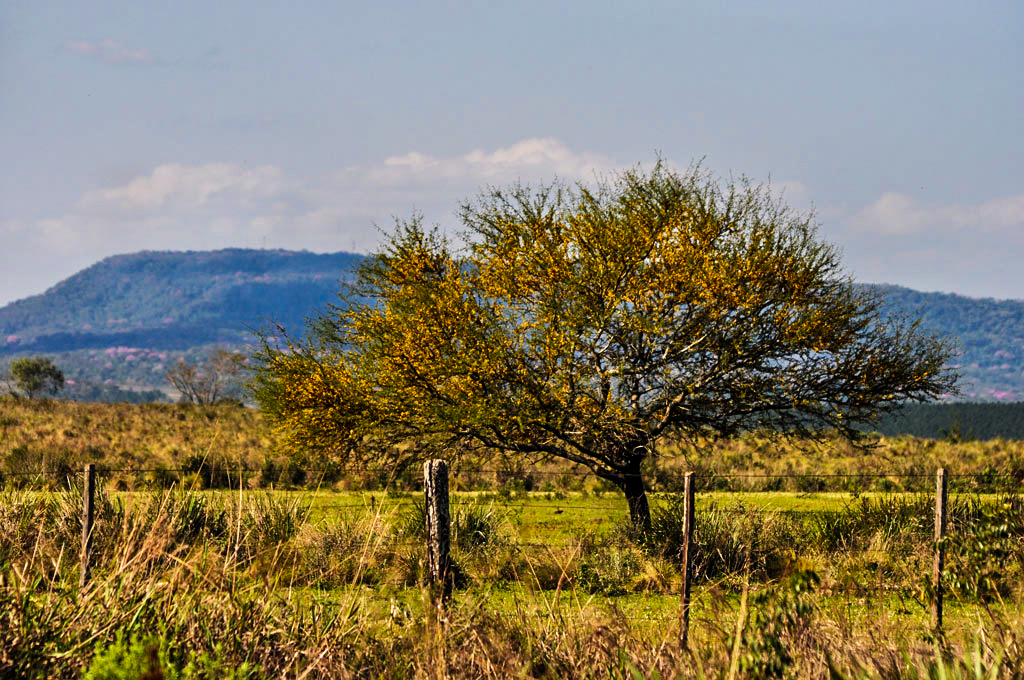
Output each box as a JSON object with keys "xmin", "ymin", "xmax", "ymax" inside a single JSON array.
[
  {"xmin": 64, "ymin": 39, "xmax": 152, "ymax": 65},
  {"xmin": 351, "ymin": 137, "xmax": 616, "ymax": 191},
  {"xmin": 850, "ymin": 192, "xmax": 1024, "ymax": 237},
  {"xmin": 80, "ymin": 163, "xmax": 291, "ymax": 215},
  {"xmin": 824, "ymin": 191, "xmax": 1024, "ymax": 297},
  {"xmin": 1, "ymin": 139, "xmax": 620, "ymax": 300}
]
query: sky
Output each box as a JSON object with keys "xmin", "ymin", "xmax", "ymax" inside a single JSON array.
[{"xmin": 1, "ymin": 1, "xmax": 1022, "ymax": 306}]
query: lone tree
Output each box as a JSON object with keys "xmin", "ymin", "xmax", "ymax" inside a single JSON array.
[
  {"xmin": 8, "ymin": 356, "xmax": 65, "ymax": 399},
  {"xmin": 252, "ymin": 163, "xmax": 956, "ymax": 530},
  {"xmin": 166, "ymin": 348, "xmax": 247, "ymax": 405}
]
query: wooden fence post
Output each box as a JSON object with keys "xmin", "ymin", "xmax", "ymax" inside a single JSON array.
[
  {"xmin": 680, "ymin": 472, "xmax": 695, "ymax": 649},
  {"xmin": 80, "ymin": 463, "xmax": 96, "ymax": 589},
  {"xmin": 424, "ymin": 459, "xmax": 452, "ymax": 601},
  {"xmin": 932, "ymin": 468, "xmax": 948, "ymax": 632}
]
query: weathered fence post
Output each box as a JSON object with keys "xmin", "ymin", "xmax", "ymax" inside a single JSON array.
[
  {"xmin": 424, "ymin": 459, "xmax": 452, "ymax": 601},
  {"xmin": 679, "ymin": 472, "xmax": 695, "ymax": 649},
  {"xmin": 80, "ymin": 463, "xmax": 96, "ymax": 589},
  {"xmin": 932, "ymin": 468, "xmax": 948, "ymax": 632}
]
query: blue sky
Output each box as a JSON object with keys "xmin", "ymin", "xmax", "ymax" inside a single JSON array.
[{"xmin": 2, "ymin": 0, "xmax": 1021, "ymax": 305}]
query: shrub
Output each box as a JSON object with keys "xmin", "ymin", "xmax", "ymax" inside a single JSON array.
[{"xmin": 729, "ymin": 566, "xmax": 820, "ymax": 680}]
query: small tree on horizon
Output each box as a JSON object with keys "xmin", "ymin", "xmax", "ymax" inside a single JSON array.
[
  {"xmin": 252, "ymin": 162, "xmax": 957, "ymax": 531},
  {"xmin": 166, "ymin": 348, "xmax": 247, "ymax": 405},
  {"xmin": 8, "ymin": 356, "xmax": 65, "ymax": 399}
]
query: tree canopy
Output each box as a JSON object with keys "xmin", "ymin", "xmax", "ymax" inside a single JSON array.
[
  {"xmin": 252, "ymin": 163, "xmax": 956, "ymax": 529},
  {"xmin": 8, "ymin": 356, "xmax": 65, "ymax": 399}
]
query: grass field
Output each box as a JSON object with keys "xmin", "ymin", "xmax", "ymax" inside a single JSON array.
[{"xmin": 2, "ymin": 399, "xmax": 1024, "ymax": 677}]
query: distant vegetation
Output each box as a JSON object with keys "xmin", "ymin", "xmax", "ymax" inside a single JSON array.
[
  {"xmin": 869, "ymin": 401, "xmax": 1024, "ymax": 440},
  {"xmin": 6, "ymin": 356, "xmax": 64, "ymax": 399},
  {"xmin": 3, "ymin": 399, "xmax": 1023, "ymax": 492}
]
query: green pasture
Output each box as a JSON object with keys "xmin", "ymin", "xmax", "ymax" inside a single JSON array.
[{"xmin": 186, "ymin": 487, "xmax": 965, "ymax": 533}]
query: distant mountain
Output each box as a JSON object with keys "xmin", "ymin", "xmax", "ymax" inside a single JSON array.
[
  {"xmin": 0, "ymin": 249, "xmax": 362, "ymax": 352},
  {"xmin": 869, "ymin": 284, "xmax": 1024, "ymax": 401},
  {"xmin": 0, "ymin": 249, "xmax": 1021, "ymax": 402}
]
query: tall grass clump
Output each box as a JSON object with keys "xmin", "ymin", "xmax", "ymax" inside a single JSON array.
[
  {"xmin": 808, "ymin": 493, "xmax": 935, "ymax": 553},
  {"xmin": 637, "ymin": 496, "xmax": 803, "ymax": 582}
]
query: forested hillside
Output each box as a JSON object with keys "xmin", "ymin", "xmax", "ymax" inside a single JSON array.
[
  {"xmin": 0, "ymin": 249, "xmax": 360, "ymax": 352},
  {"xmin": 871, "ymin": 284, "xmax": 1024, "ymax": 401},
  {"xmin": 0, "ymin": 249, "xmax": 361, "ymax": 399}
]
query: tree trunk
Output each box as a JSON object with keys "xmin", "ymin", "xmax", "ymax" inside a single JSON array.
[{"xmin": 613, "ymin": 460, "xmax": 652, "ymax": 534}]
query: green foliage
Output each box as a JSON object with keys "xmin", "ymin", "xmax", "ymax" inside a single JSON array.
[
  {"xmin": 161, "ymin": 490, "xmax": 229, "ymax": 544},
  {"xmin": 83, "ymin": 632, "xmax": 164, "ymax": 680},
  {"xmin": 729, "ymin": 566, "xmax": 820, "ymax": 680},
  {"xmin": 84, "ymin": 631, "xmax": 264, "ymax": 680},
  {"xmin": 451, "ymin": 499, "xmax": 509, "ymax": 553},
  {"xmin": 641, "ymin": 497, "xmax": 801, "ymax": 580},
  {"xmin": 576, "ymin": 538, "xmax": 648, "ymax": 595},
  {"xmin": 945, "ymin": 494, "xmax": 1024, "ymax": 602},
  {"xmin": 7, "ymin": 356, "xmax": 64, "ymax": 399},
  {"xmin": 869, "ymin": 401, "xmax": 1024, "ymax": 440},
  {"xmin": 225, "ymin": 492, "xmax": 310, "ymax": 563},
  {"xmin": 298, "ymin": 513, "xmax": 386, "ymax": 586},
  {"xmin": 809, "ymin": 494, "xmax": 935, "ymax": 552}
]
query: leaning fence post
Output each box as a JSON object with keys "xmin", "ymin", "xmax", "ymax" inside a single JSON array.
[
  {"xmin": 932, "ymin": 468, "xmax": 948, "ymax": 632},
  {"xmin": 679, "ymin": 472, "xmax": 695, "ymax": 649},
  {"xmin": 424, "ymin": 459, "xmax": 452, "ymax": 601},
  {"xmin": 80, "ymin": 463, "xmax": 96, "ymax": 589}
]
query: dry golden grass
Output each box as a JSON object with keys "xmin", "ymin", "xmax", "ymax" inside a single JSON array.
[
  {"xmin": 0, "ymin": 398, "xmax": 276, "ymax": 475},
  {"xmin": 4, "ymin": 397, "xmax": 1024, "ymax": 495}
]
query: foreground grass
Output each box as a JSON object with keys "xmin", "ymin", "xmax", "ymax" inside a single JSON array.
[
  {"xmin": 3, "ymin": 399, "xmax": 1024, "ymax": 676},
  {"xmin": 2, "ymin": 481, "xmax": 1023, "ymax": 678}
]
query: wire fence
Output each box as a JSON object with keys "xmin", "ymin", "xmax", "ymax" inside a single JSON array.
[
  {"xmin": 1, "ymin": 464, "xmax": 1014, "ymax": 485},
  {"xmin": 4, "ymin": 461, "xmax": 1021, "ymax": 631}
]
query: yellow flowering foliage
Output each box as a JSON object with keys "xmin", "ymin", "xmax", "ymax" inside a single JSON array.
[{"xmin": 252, "ymin": 163, "xmax": 956, "ymax": 526}]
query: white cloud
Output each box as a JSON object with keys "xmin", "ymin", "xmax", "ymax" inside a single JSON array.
[
  {"xmin": 358, "ymin": 137, "xmax": 616, "ymax": 189},
  {"xmin": 80, "ymin": 163, "xmax": 290, "ymax": 215},
  {"xmin": 823, "ymin": 191, "xmax": 1024, "ymax": 298},
  {"xmin": 64, "ymin": 39, "xmax": 152, "ymax": 65},
  {"xmin": 850, "ymin": 192, "xmax": 1024, "ymax": 237}
]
